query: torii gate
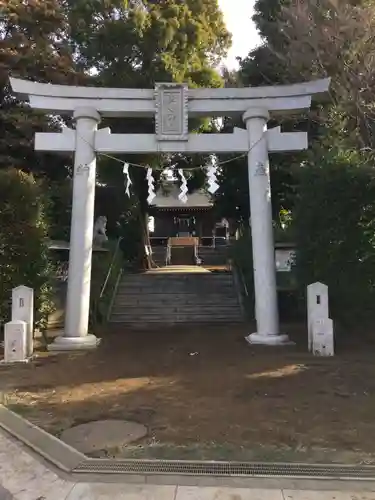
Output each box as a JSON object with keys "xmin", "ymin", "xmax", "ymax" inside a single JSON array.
[{"xmin": 10, "ymin": 77, "xmax": 330, "ymax": 350}]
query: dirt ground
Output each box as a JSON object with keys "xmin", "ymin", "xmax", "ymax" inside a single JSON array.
[{"xmin": 2, "ymin": 324, "xmax": 375, "ymax": 463}]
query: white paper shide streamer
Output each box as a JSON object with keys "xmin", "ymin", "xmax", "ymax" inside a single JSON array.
[
  {"xmin": 146, "ymin": 167, "xmax": 156, "ymax": 204},
  {"xmin": 206, "ymin": 164, "xmax": 219, "ymax": 194},
  {"xmin": 123, "ymin": 163, "xmax": 132, "ymax": 197},
  {"xmin": 178, "ymin": 169, "xmax": 188, "ymax": 204}
]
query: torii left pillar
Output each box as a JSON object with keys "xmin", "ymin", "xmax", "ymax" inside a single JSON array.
[{"xmin": 49, "ymin": 108, "xmax": 100, "ymax": 351}]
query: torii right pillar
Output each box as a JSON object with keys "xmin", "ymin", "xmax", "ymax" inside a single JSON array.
[{"xmin": 243, "ymin": 108, "xmax": 290, "ymax": 345}]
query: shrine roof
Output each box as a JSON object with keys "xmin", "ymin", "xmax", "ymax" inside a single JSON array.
[{"xmin": 151, "ymin": 185, "xmax": 213, "ymax": 209}]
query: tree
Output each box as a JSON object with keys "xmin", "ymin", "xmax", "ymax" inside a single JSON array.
[
  {"xmin": 278, "ymin": 0, "xmax": 375, "ymax": 151},
  {"xmin": 0, "ymin": 0, "xmax": 83, "ymax": 178},
  {"xmin": 64, "ymin": 0, "xmax": 232, "ymax": 263},
  {"xmin": 214, "ymin": 89, "xmax": 302, "ymax": 227},
  {"xmin": 242, "ymin": 0, "xmax": 375, "ymax": 326},
  {"xmin": 2, "ymin": 0, "xmax": 232, "ymax": 266},
  {"xmin": 65, "ymin": 0, "xmax": 230, "ymax": 88},
  {"xmin": 0, "ymin": 169, "xmax": 55, "ymax": 328},
  {"xmin": 214, "ymin": 0, "xmax": 309, "ymax": 228}
]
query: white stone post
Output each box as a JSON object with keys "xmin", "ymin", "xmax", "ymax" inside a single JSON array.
[
  {"xmin": 307, "ymin": 281, "xmax": 329, "ymax": 352},
  {"xmin": 12, "ymin": 285, "xmax": 34, "ymax": 357},
  {"xmin": 312, "ymin": 317, "xmax": 334, "ymax": 356},
  {"xmin": 4, "ymin": 320, "xmax": 28, "ymax": 363},
  {"xmin": 243, "ymin": 108, "xmax": 290, "ymax": 345},
  {"xmin": 49, "ymin": 108, "xmax": 100, "ymax": 351}
]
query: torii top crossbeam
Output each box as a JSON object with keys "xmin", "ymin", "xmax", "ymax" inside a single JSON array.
[
  {"xmin": 10, "ymin": 77, "xmax": 330, "ymax": 118},
  {"xmin": 10, "ymin": 77, "xmax": 330, "ymax": 154}
]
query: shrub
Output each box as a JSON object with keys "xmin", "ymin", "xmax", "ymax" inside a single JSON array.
[
  {"xmin": 293, "ymin": 149, "xmax": 375, "ymax": 326},
  {"xmin": 0, "ymin": 169, "xmax": 55, "ymax": 330},
  {"xmin": 230, "ymin": 227, "xmax": 301, "ymax": 322}
]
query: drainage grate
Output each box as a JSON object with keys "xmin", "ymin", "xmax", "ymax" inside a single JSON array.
[{"xmin": 73, "ymin": 459, "xmax": 375, "ymax": 479}]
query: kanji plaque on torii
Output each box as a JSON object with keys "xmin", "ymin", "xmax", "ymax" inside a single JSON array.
[{"xmin": 155, "ymin": 83, "xmax": 188, "ymax": 141}]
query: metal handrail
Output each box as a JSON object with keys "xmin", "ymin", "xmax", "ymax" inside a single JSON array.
[
  {"xmin": 166, "ymin": 244, "xmax": 171, "ymax": 266},
  {"xmin": 229, "ymin": 258, "xmax": 249, "ymax": 298},
  {"xmin": 106, "ymin": 267, "xmax": 123, "ymax": 322},
  {"xmin": 238, "ymin": 266, "xmax": 249, "ymax": 298},
  {"xmin": 99, "ymin": 237, "xmax": 123, "ymax": 300}
]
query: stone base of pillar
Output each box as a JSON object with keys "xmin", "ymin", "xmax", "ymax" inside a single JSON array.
[
  {"xmin": 47, "ymin": 334, "xmax": 100, "ymax": 351},
  {"xmin": 245, "ymin": 333, "xmax": 294, "ymax": 346}
]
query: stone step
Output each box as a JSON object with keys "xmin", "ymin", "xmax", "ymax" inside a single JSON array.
[
  {"xmin": 116, "ymin": 292, "xmax": 236, "ymax": 299},
  {"xmin": 117, "ymin": 287, "xmax": 237, "ymax": 294},
  {"xmin": 120, "ymin": 274, "xmax": 233, "ymax": 281},
  {"xmin": 116, "ymin": 287, "xmax": 235, "ymax": 294},
  {"xmin": 117, "ymin": 285, "xmax": 234, "ymax": 291},
  {"xmin": 118, "ymin": 280, "xmax": 233, "ymax": 284},
  {"xmin": 114, "ymin": 296, "xmax": 239, "ymax": 308},
  {"xmin": 117, "ymin": 278, "xmax": 235, "ymax": 286},
  {"xmin": 199, "ymin": 256, "xmax": 228, "ymax": 260},
  {"xmin": 118, "ymin": 279, "xmax": 234, "ymax": 285},
  {"xmin": 122, "ymin": 271, "xmax": 231, "ymax": 276},
  {"xmin": 198, "ymin": 250, "xmax": 228, "ymax": 255},
  {"xmin": 113, "ymin": 304, "xmax": 240, "ymax": 314},
  {"xmin": 109, "ymin": 320, "xmax": 244, "ymax": 328},
  {"xmin": 117, "ymin": 286, "xmax": 236, "ymax": 299},
  {"xmin": 111, "ymin": 310, "xmax": 240, "ymax": 315},
  {"xmin": 110, "ymin": 315, "xmax": 242, "ymax": 323},
  {"xmin": 114, "ymin": 298, "xmax": 239, "ymax": 305},
  {"xmin": 113, "ymin": 302, "xmax": 240, "ymax": 310},
  {"xmin": 110, "ymin": 269, "xmax": 243, "ymax": 325},
  {"xmin": 115, "ymin": 294, "xmax": 238, "ymax": 307}
]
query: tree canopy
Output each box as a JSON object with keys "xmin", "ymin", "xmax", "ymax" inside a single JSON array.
[
  {"xmin": 214, "ymin": 0, "xmax": 303, "ymax": 227},
  {"xmin": 1, "ymin": 0, "xmax": 81, "ymax": 177},
  {"xmin": 66, "ymin": 0, "xmax": 230, "ymax": 87},
  {"xmin": 1, "ymin": 0, "xmax": 231, "ymax": 248}
]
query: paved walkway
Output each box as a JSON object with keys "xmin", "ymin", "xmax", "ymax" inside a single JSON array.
[{"xmin": 1, "ymin": 430, "xmax": 375, "ymax": 499}]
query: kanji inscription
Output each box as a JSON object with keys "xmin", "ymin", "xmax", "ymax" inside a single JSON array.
[{"xmin": 155, "ymin": 83, "xmax": 188, "ymax": 141}]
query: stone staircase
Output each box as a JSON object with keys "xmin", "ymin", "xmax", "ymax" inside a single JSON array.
[
  {"xmin": 109, "ymin": 270, "xmax": 243, "ymax": 327},
  {"xmin": 197, "ymin": 246, "xmax": 228, "ymax": 266},
  {"xmin": 150, "ymin": 247, "xmax": 167, "ymax": 267}
]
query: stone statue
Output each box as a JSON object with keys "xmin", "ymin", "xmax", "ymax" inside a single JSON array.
[{"xmin": 93, "ymin": 216, "xmax": 108, "ymax": 246}]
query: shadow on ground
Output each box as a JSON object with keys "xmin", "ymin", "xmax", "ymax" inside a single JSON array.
[{"xmin": 1, "ymin": 324, "xmax": 375, "ymax": 463}]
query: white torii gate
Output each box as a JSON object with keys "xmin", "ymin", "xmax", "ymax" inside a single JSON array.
[{"xmin": 10, "ymin": 77, "xmax": 330, "ymax": 350}]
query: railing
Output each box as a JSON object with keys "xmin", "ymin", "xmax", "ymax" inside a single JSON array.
[
  {"xmin": 166, "ymin": 243, "xmax": 171, "ymax": 266},
  {"xmin": 237, "ymin": 265, "xmax": 249, "ymax": 300},
  {"xmin": 100, "ymin": 237, "xmax": 123, "ymax": 300},
  {"xmin": 150, "ymin": 236, "xmax": 228, "ymax": 247},
  {"xmin": 90, "ymin": 237, "xmax": 123, "ymax": 327},
  {"xmin": 229, "ymin": 256, "xmax": 255, "ymax": 320}
]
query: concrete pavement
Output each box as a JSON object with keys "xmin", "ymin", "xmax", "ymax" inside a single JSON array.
[{"xmin": 1, "ymin": 430, "xmax": 375, "ymax": 499}]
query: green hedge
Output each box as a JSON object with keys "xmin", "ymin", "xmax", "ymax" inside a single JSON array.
[
  {"xmin": 230, "ymin": 229, "xmax": 302, "ymax": 322},
  {"xmin": 0, "ymin": 169, "xmax": 55, "ymax": 330},
  {"xmin": 293, "ymin": 149, "xmax": 375, "ymax": 327}
]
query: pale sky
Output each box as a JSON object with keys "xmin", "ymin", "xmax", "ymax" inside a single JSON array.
[{"xmin": 218, "ymin": 0, "xmax": 262, "ymax": 69}]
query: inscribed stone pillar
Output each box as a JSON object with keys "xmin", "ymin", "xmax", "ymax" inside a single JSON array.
[
  {"xmin": 243, "ymin": 108, "xmax": 290, "ymax": 345},
  {"xmin": 11, "ymin": 286, "xmax": 33, "ymax": 356},
  {"xmin": 4, "ymin": 320, "xmax": 28, "ymax": 363},
  {"xmin": 48, "ymin": 107, "xmax": 100, "ymax": 351},
  {"xmin": 307, "ymin": 281, "xmax": 329, "ymax": 352}
]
